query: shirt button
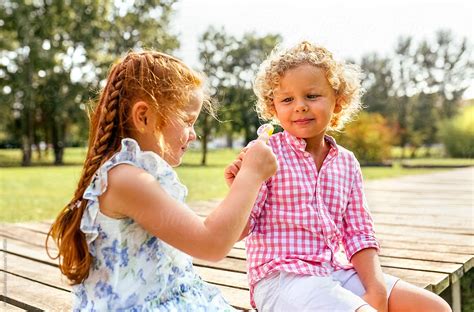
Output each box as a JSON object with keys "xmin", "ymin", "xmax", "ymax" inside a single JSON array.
[{"xmin": 304, "ymin": 152, "xmax": 311, "ymax": 158}]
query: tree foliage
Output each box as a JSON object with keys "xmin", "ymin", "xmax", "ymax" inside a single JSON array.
[
  {"xmin": 332, "ymin": 112, "xmax": 395, "ymax": 163},
  {"xmin": 197, "ymin": 26, "xmax": 280, "ymax": 164},
  {"xmin": 360, "ymin": 30, "xmax": 473, "ymax": 157},
  {"xmin": 0, "ymin": 0, "xmax": 179, "ymax": 165},
  {"xmin": 438, "ymin": 104, "xmax": 474, "ymax": 158}
]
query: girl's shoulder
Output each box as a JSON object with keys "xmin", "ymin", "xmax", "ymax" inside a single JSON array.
[{"xmin": 80, "ymin": 138, "xmax": 187, "ymax": 247}]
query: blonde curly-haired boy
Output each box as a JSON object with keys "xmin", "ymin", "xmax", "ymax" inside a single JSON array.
[{"xmin": 241, "ymin": 41, "xmax": 451, "ymax": 312}]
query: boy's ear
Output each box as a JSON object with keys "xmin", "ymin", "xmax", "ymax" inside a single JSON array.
[
  {"xmin": 270, "ymin": 104, "xmax": 277, "ymax": 117},
  {"xmin": 333, "ymin": 98, "xmax": 343, "ymax": 114},
  {"xmin": 132, "ymin": 101, "xmax": 150, "ymax": 132}
]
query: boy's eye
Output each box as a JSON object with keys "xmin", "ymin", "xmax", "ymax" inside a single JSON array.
[
  {"xmin": 282, "ymin": 97, "xmax": 293, "ymax": 103},
  {"xmin": 307, "ymin": 94, "xmax": 320, "ymax": 99}
]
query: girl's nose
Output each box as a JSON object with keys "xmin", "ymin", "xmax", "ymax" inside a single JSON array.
[{"xmin": 188, "ymin": 127, "xmax": 197, "ymax": 142}]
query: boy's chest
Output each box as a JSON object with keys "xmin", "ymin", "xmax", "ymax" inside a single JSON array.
[{"xmin": 267, "ymin": 156, "xmax": 353, "ymax": 217}]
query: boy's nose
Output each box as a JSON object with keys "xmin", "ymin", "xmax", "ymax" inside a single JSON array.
[{"xmin": 295, "ymin": 101, "xmax": 308, "ymax": 112}]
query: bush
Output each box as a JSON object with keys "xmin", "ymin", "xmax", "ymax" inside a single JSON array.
[
  {"xmin": 438, "ymin": 105, "xmax": 474, "ymax": 158},
  {"xmin": 331, "ymin": 112, "xmax": 395, "ymax": 163}
]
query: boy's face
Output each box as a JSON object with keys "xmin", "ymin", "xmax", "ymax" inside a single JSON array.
[{"xmin": 273, "ymin": 64, "xmax": 341, "ymax": 142}]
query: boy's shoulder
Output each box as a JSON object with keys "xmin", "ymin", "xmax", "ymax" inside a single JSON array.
[{"xmin": 328, "ymin": 136, "xmax": 359, "ymax": 165}]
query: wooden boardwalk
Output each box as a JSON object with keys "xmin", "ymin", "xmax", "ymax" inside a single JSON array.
[{"xmin": 1, "ymin": 167, "xmax": 473, "ymax": 311}]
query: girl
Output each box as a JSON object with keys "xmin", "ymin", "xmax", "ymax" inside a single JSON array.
[
  {"xmin": 242, "ymin": 41, "xmax": 451, "ymax": 312},
  {"xmin": 47, "ymin": 51, "xmax": 277, "ymax": 311}
]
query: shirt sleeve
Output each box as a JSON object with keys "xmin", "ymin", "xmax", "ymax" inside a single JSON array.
[
  {"xmin": 247, "ymin": 181, "xmax": 268, "ymax": 235},
  {"xmin": 342, "ymin": 155, "xmax": 380, "ymax": 260}
]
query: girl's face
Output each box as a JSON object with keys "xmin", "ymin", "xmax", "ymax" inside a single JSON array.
[
  {"xmin": 272, "ymin": 64, "xmax": 341, "ymax": 145},
  {"xmin": 159, "ymin": 89, "xmax": 203, "ymax": 167}
]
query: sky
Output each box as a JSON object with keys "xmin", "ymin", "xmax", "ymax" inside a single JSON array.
[{"xmin": 170, "ymin": 0, "xmax": 474, "ymax": 98}]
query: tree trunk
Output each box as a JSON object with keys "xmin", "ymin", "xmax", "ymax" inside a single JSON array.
[
  {"xmin": 52, "ymin": 120, "xmax": 65, "ymax": 165},
  {"xmin": 21, "ymin": 64, "xmax": 34, "ymax": 167},
  {"xmin": 244, "ymin": 127, "xmax": 252, "ymax": 146},
  {"xmin": 21, "ymin": 130, "xmax": 33, "ymax": 166},
  {"xmin": 34, "ymin": 130, "xmax": 42, "ymax": 161},
  {"xmin": 200, "ymin": 115, "xmax": 210, "ymax": 166},
  {"xmin": 226, "ymin": 132, "xmax": 233, "ymax": 148}
]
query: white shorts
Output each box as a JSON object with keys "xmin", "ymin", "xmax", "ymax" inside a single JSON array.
[{"xmin": 254, "ymin": 269, "xmax": 399, "ymax": 312}]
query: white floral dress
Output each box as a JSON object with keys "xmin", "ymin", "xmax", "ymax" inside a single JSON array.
[{"xmin": 73, "ymin": 138, "xmax": 235, "ymax": 311}]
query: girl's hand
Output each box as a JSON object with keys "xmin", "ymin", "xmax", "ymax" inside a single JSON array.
[{"xmin": 240, "ymin": 140, "xmax": 277, "ymax": 182}]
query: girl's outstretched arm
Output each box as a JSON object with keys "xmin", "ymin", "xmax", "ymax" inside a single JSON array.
[{"xmin": 99, "ymin": 140, "xmax": 277, "ymax": 261}]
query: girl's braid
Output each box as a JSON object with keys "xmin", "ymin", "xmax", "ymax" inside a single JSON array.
[{"xmin": 73, "ymin": 62, "xmax": 127, "ymax": 206}]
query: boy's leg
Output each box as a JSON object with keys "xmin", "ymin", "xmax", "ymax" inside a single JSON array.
[
  {"xmin": 333, "ymin": 269, "xmax": 451, "ymax": 312},
  {"xmin": 387, "ymin": 280, "xmax": 451, "ymax": 312},
  {"xmin": 254, "ymin": 271, "xmax": 370, "ymax": 312}
]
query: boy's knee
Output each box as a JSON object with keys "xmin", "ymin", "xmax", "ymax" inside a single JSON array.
[
  {"xmin": 439, "ymin": 300, "xmax": 452, "ymax": 312},
  {"xmin": 430, "ymin": 296, "xmax": 452, "ymax": 312}
]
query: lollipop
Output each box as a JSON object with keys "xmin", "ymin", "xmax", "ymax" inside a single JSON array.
[{"xmin": 257, "ymin": 123, "xmax": 274, "ymax": 143}]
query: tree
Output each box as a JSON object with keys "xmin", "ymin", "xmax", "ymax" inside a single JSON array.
[
  {"xmin": 360, "ymin": 53, "xmax": 395, "ymax": 116},
  {"xmin": 360, "ymin": 30, "xmax": 473, "ymax": 157},
  {"xmin": 223, "ymin": 33, "xmax": 281, "ymax": 145},
  {"xmin": 197, "ymin": 26, "xmax": 239, "ymax": 165},
  {"xmin": 415, "ymin": 30, "xmax": 473, "ymax": 119},
  {"xmin": 197, "ymin": 27, "xmax": 281, "ymax": 165},
  {"xmin": 0, "ymin": 0, "xmax": 179, "ymax": 165}
]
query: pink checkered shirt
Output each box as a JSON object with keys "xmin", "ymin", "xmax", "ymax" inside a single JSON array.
[{"xmin": 245, "ymin": 131, "xmax": 380, "ymax": 307}]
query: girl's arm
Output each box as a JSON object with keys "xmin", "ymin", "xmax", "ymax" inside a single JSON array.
[
  {"xmin": 351, "ymin": 248, "xmax": 388, "ymax": 312},
  {"xmin": 224, "ymin": 148, "xmax": 269, "ymax": 241},
  {"xmin": 99, "ymin": 140, "xmax": 276, "ymax": 261}
]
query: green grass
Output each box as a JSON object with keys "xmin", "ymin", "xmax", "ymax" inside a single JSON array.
[
  {"xmin": 400, "ymin": 158, "xmax": 474, "ymax": 166},
  {"xmin": 0, "ymin": 147, "xmax": 87, "ymax": 166},
  {"xmin": 0, "ymin": 147, "xmax": 468, "ymax": 223}
]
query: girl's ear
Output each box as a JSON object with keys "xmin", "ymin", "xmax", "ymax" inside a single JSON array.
[{"xmin": 131, "ymin": 101, "xmax": 150, "ymax": 133}]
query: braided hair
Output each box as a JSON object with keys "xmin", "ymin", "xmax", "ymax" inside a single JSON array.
[{"xmin": 46, "ymin": 51, "xmax": 207, "ymax": 284}]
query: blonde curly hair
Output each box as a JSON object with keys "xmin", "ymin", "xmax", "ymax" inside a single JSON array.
[{"xmin": 254, "ymin": 41, "xmax": 364, "ymax": 130}]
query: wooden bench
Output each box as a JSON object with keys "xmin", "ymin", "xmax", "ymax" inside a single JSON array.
[{"xmin": 1, "ymin": 167, "xmax": 472, "ymax": 311}]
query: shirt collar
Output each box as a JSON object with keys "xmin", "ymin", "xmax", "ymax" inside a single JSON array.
[{"xmin": 282, "ymin": 130, "xmax": 339, "ymax": 158}]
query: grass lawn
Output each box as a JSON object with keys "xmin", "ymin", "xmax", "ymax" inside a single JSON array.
[{"xmin": 0, "ymin": 147, "xmax": 470, "ymax": 223}]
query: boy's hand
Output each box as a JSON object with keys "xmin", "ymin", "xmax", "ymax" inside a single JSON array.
[{"xmin": 224, "ymin": 148, "xmax": 247, "ymax": 187}]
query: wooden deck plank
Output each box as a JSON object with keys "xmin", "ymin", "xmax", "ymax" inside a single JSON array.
[
  {"xmin": 3, "ymin": 220, "xmax": 469, "ymax": 282},
  {"xmin": 380, "ymin": 247, "xmax": 473, "ymax": 272},
  {"xmin": 0, "ymin": 302, "xmax": 26, "ymax": 311},
  {"xmin": 372, "ymin": 214, "xmax": 473, "ymax": 234},
  {"xmin": 0, "ymin": 272, "xmax": 71, "ymax": 311}
]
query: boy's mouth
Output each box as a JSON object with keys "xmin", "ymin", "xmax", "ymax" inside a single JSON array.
[{"xmin": 293, "ymin": 118, "xmax": 314, "ymax": 125}]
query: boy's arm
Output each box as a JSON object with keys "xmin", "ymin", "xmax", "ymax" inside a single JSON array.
[
  {"xmin": 351, "ymin": 248, "xmax": 388, "ymax": 312},
  {"xmin": 343, "ymin": 155, "xmax": 385, "ymax": 310},
  {"xmin": 342, "ymin": 155, "xmax": 380, "ymax": 260}
]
